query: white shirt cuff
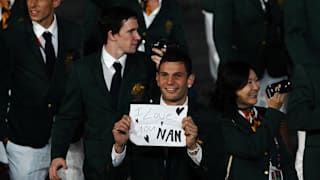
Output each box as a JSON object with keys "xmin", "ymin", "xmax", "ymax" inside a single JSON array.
[
  {"xmin": 187, "ymin": 143, "xmax": 202, "ymax": 166},
  {"xmin": 111, "ymin": 144, "xmax": 127, "ymax": 167}
]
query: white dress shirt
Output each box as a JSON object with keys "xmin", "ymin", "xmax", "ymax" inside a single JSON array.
[
  {"xmin": 32, "ymin": 15, "xmax": 58, "ymax": 62},
  {"xmin": 101, "ymin": 46, "xmax": 127, "ymax": 90}
]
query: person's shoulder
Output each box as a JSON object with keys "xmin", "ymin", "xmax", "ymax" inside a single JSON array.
[
  {"xmin": 73, "ymin": 52, "xmax": 101, "ymax": 68},
  {"xmin": 128, "ymin": 51, "xmax": 149, "ymax": 59},
  {"xmin": 127, "ymin": 52, "xmax": 155, "ymax": 68},
  {"xmin": 56, "ymin": 16, "xmax": 82, "ymax": 38},
  {"xmin": 2, "ymin": 18, "xmax": 32, "ymax": 44},
  {"xmin": 56, "ymin": 16, "xmax": 81, "ymax": 29}
]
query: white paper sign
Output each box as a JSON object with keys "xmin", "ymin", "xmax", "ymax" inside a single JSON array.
[{"xmin": 129, "ymin": 104, "xmax": 188, "ymax": 147}]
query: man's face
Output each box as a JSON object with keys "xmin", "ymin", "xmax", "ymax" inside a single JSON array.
[
  {"xmin": 114, "ymin": 17, "xmax": 141, "ymax": 54},
  {"xmin": 156, "ymin": 61, "xmax": 194, "ymax": 105},
  {"xmin": 27, "ymin": 0, "xmax": 60, "ymax": 28},
  {"xmin": 236, "ymin": 69, "xmax": 260, "ymax": 109}
]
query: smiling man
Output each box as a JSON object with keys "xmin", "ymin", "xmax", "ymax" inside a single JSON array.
[
  {"xmin": 111, "ymin": 46, "xmax": 207, "ymax": 180},
  {"xmin": 0, "ymin": 0, "xmax": 82, "ymax": 179}
]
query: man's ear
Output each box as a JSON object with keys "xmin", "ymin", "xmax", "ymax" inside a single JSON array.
[
  {"xmin": 108, "ymin": 30, "xmax": 117, "ymax": 41},
  {"xmin": 156, "ymin": 73, "xmax": 160, "ymax": 87},
  {"xmin": 187, "ymin": 74, "xmax": 195, "ymax": 88},
  {"xmin": 53, "ymin": 0, "xmax": 62, "ymax": 9}
]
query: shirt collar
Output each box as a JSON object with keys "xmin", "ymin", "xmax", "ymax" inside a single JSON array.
[
  {"xmin": 8, "ymin": 0, "xmax": 15, "ymax": 8},
  {"xmin": 238, "ymin": 106, "xmax": 258, "ymax": 120},
  {"xmin": 139, "ymin": 0, "xmax": 162, "ymax": 15},
  {"xmin": 101, "ymin": 45, "xmax": 127, "ymax": 69},
  {"xmin": 160, "ymin": 95, "xmax": 188, "ymax": 106},
  {"xmin": 32, "ymin": 14, "xmax": 58, "ymax": 39}
]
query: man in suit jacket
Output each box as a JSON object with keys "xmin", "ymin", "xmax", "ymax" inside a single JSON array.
[
  {"xmin": 111, "ymin": 47, "xmax": 209, "ymax": 180},
  {"xmin": 49, "ymin": 6, "xmax": 157, "ymax": 180},
  {"xmin": 214, "ymin": 0, "xmax": 290, "ymax": 78},
  {"xmin": 285, "ymin": 1, "xmax": 320, "ymax": 179},
  {"xmin": 286, "ymin": 63, "xmax": 320, "ymax": 180},
  {"xmin": 0, "ymin": 0, "xmax": 82, "ymax": 179},
  {"xmin": 126, "ymin": 0, "xmax": 187, "ymax": 55},
  {"xmin": 90, "ymin": 0, "xmax": 187, "ymax": 55},
  {"xmin": 287, "ymin": 63, "xmax": 320, "ymax": 180}
]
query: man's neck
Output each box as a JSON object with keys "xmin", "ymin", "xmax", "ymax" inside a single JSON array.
[
  {"xmin": 104, "ymin": 44, "xmax": 125, "ymax": 60},
  {"xmin": 160, "ymin": 96, "xmax": 188, "ymax": 106}
]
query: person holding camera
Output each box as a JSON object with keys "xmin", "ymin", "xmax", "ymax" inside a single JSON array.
[{"xmin": 210, "ymin": 61, "xmax": 297, "ymax": 180}]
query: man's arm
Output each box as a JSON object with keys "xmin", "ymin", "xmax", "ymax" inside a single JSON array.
[
  {"xmin": 0, "ymin": 32, "xmax": 12, "ymax": 142},
  {"xmin": 111, "ymin": 115, "xmax": 131, "ymax": 167},
  {"xmin": 50, "ymin": 64, "xmax": 84, "ymax": 178},
  {"xmin": 182, "ymin": 116, "xmax": 202, "ymax": 165},
  {"xmin": 287, "ymin": 65, "xmax": 320, "ymax": 131}
]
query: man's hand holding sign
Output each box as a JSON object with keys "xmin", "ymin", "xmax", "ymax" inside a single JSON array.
[
  {"xmin": 113, "ymin": 104, "xmax": 199, "ymax": 152},
  {"xmin": 129, "ymin": 104, "xmax": 187, "ymax": 147},
  {"xmin": 111, "ymin": 46, "xmax": 204, "ymax": 179}
]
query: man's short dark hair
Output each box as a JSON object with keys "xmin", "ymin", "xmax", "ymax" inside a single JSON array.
[
  {"xmin": 159, "ymin": 46, "xmax": 193, "ymax": 75},
  {"xmin": 99, "ymin": 6, "xmax": 138, "ymax": 44}
]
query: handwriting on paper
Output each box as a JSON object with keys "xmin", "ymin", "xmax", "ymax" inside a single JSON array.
[{"xmin": 129, "ymin": 104, "xmax": 188, "ymax": 147}]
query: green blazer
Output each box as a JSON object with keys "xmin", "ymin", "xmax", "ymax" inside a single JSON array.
[
  {"xmin": 220, "ymin": 107, "xmax": 297, "ymax": 180},
  {"xmin": 284, "ymin": 0, "xmax": 320, "ymax": 65},
  {"xmin": 214, "ymin": 0, "xmax": 286, "ymax": 77},
  {"xmin": 0, "ymin": 16, "xmax": 81, "ymax": 146},
  {"xmin": 201, "ymin": 0, "xmax": 215, "ymax": 12},
  {"xmin": 287, "ymin": 63, "xmax": 320, "ymax": 180},
  {"xmin": 50, "ymin": 51, "xmax": 157, "ymax": 180},
  {"xmin": 199, "ymin": 109, "xmax": 227, "ymax": 180}
]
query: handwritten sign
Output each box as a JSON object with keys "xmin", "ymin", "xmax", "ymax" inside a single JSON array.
[{"xmin": 129, "ymin": 104, "xmax": 188, "ymax": 147}]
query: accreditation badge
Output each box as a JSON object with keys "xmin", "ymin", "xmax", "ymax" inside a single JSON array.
[{"xmin": 269, "ymin": 162, "xmax": 283, "ymax": 180}]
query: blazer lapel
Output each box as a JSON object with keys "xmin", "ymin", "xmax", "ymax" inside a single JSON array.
[
  {"xmin": 25, "ymin": 22, "xmax": 49, "ymax": 79},
  {"xmin": 117, "ymin": 55, "xmax": 136, "ymax": 109},
  {"xmin": 147, "ymin": 0, "xmax": 168, "ymax": 31},
  {"xmin": 90, "ymin": 52, "xmax": 112, "ymax": 103},
  {"xmin": 54, "ymin": 17, "xmax": 68, "ymax": 77},
  {"xmin": 249, "ymin": 0, "xmax": 265, "ymax": 15},
  {"xmin": 234, "ymin": 113, "xmax": 254, "ymax": 134}
]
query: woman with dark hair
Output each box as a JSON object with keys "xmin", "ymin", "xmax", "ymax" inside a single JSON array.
[{"xmin": 210, "ymin": 61, "xmax": 297, "ymax": 180}]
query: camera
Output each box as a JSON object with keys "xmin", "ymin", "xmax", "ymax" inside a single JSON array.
[
  {"xmin": 152, "ymin": 40, "xmax": 167, "ymax": 50},
  {"xmin": 265, "ymin": 80, "xmax": 292, "ymax": 98}
]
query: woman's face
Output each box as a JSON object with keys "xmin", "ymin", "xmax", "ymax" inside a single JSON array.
[{"xmin": 236, "ymin": 69, "xmax": 260, "ymax": 109}]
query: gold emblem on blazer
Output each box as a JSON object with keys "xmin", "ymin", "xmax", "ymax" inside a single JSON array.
[
  {"xmin": 165, "ymin": 20, "xmax": 173, "ymax": 34},
  {"xmin": 64, "ymin": 50, "xmax": 75, "ymax": 65},
  {"xmin": 131, "ymin": 83, "xmax": 146, "ymax": 102}
]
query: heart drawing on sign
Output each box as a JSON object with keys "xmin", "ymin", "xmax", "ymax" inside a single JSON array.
[
  {"xmin": 176, "ymin": 107, "xmax": 184, "ymax": 116},
  {"xmin": 144, "ymin": 135, "xmax": 149, "ymax": 143},
  {"xmin": 135, "ymin": 119, "xmax": 139, "ymax": 123}
]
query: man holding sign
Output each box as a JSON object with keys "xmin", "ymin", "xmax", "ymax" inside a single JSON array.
[{"xmin": 111, "ymin": 46, "xmax": 205, "ymax": 180}]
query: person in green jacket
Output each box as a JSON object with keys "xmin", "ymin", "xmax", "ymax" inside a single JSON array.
[
  {"xmin": 285, "ymin": 1, "xmax": 320, "ymax": 179},
  {"xmin": 210, "ymin": 61, "xmax": 297, "ymax": 180}
]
